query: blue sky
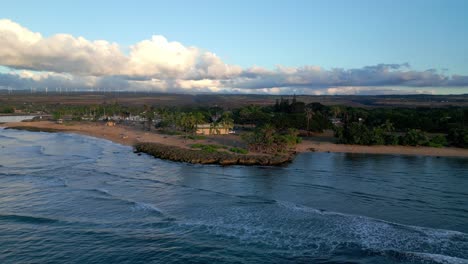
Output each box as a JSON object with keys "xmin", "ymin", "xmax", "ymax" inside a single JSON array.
[
  {"xmin": 0, "ymin": 0, "xmax": 467, "ymax": 94},
  {"xmin": 2, "ymin": 0, "xmax": 468, "ymax": 73}
]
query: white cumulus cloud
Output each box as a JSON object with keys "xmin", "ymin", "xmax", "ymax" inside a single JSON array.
[{"xmin": 0, "ymin": 19, "xmax": 467, "ymax": 94}]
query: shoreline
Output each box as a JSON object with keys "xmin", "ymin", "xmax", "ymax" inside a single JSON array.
[
  {"xmin": 1, "ymin": 121, "xmax": 468, "ymax": 159},
  {"xmin": 1, "ymin": 121, "xmax": 294, "ymax": 166},
  {"xmin": 296, "ymin": 140, "xmax": 468, "ymax": 158}
]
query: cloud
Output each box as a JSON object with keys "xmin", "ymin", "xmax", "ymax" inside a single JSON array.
[
  {"xmin": 0, "ymin": 20, "xmax": 126, "ymax": 76},
  {"xmin": 230, "ymin": 64, "xmax": 466, "ymax": 89},
  {"xmin": 0, "ymin": 19, "xmax": 241, "ymax": 80},
  {"xmin": 0, "ymin": 19, "xmax": 467, "ymax": 94}
]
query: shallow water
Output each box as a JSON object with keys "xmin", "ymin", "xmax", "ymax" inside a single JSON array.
[
  {"xmin": 1, "ymin": 128, "xmax": 467, "ymax": 263},
  {"xmin": 0, "ymin": 115, "xmax": 36, "ymax": 123}
]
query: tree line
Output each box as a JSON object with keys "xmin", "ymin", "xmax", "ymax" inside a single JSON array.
[{"xmin": 8, "ymin": 97, "xmax": 467, "ymax": 149}]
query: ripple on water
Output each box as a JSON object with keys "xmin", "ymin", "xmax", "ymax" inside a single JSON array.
[{"xmin": 0, "ymin": 129, "xmax": 467, "ymax": 264}]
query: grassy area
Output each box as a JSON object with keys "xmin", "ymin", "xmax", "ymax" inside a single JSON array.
[
  {"xmin": 190, "ymin": 143, "xmax": 248, "ymax": 155},
  {"xmin": 190, "ymin": 143, "xmax": 226, "ymax": 153},
  {"xmin": 229, "ymin": 147, "xmax": 248, "ymax": 154}
]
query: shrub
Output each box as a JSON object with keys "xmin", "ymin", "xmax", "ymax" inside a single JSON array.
[
  {"xmin": 401, "ymin": 129, "xmax": 429, "ymax": 146},
  {"xmin": 448, "ymin": 128, "xmax": 468, "ymax": 148},
  {"xmin": 427, "ymin": 135, "xmax": 447, "ymax": 148},
  {"xmin": 0, "ymin": 106, "xmax": 15, "ymax": 114},
  {"xmin": 190, "ymin": 144, "xmax": 223, "ymax": 153},
  {"xmin": 384, "ymin": 134, "xmax": 400, "ymax": 145},
  {"xmin": 229, "ymin": 147, "xmax": 248, "ymax": 154}
]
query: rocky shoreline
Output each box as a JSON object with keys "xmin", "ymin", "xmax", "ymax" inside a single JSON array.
[
  {"xmin": 4, "ymin": 126, "xmax": 295, "ymax": 166},
  {"xmin": 134, "ymin": 142, "xmax": 295, "ymax": 166},
  {"xmin": 4, "ymin": 122, "xmax": 467, "ymax": 162}
]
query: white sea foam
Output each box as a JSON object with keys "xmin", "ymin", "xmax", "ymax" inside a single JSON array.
[
  {"xmin": 131, "ymin": 202, "xmax": 164, "ymax": 214},
  {"xmin": 173, "ymin": 200, "xmax": 468, "ymax": 260},
  {"xmin": 407, "ymin": 252, "xmax": 468, "ymax": 264},
  {"xmin": 94, "ymin": 188, "xmax": 110, "ymax": 196}
]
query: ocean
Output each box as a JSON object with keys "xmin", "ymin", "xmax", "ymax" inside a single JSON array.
[{"xmin": 0, "ymin": 127, "xmax": 467, "ymax": 263}]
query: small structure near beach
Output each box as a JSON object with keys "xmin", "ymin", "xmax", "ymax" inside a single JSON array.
[
  {"xmin": 196, "ymin": 124, "xmax": 230, "ymax": 135},
  {"xmin": 106, "ymin": 120, "xmax": 116, "ymax": 127}
]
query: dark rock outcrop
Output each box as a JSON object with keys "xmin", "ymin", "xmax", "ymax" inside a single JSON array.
[
  {"xmin": 134, "ymin": 142, "xmax": 294, "ymax": 166},
  {"xmin": 5, "ymin": 126, "xmax": 63, "ymax": 133}
]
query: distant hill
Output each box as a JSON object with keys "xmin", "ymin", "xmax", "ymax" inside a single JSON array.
[{"xmin": 0, "ymin": 90, "xmax": 467, "ymax": 108}]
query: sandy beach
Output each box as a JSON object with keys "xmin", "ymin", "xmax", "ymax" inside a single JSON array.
[
  {"xmin": 1, "ymin": 121, "xmax": 191, "ymax": 148},
  {"xmin": 296, "ymin": 140, "xmax": 468, "ymax": 157},
  {"xmin": 2, "ymin": 121, "xmax": 468, "ymax": 158}
]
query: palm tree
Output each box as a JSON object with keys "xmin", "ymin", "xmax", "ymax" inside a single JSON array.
[
  {"xmin": 330, "ymin": 106, "xmax": 342, "ymax": 118},
  {"xmin": 219, "ymin": 112, "xmax": 234, "ymax": 134},
  {"xmin": 193, "ymin": 112, "xmax": 205, "ymax": 132},
  {"xmin": 147, "ymin": 114, "xmax": 154, "ymax": 131},
  {"xmin": 181, "ymin": 113, "xmax": 197, "ymax": 141},
  {"xmin": 305, "ymin": 108, "xmax": 314, "ymax": 134},
  {"xmin": 261, "ymin": 123, "xmax": 276, "ymax": 148},
  {"xmin": 209, "ymin": 122, "xmax": 221, "ymax": 135},
  {"xmin": 142, "ymin": 105, "xmax": 154, "ymax": 131}
]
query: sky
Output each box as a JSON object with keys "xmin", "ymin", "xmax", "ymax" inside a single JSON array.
[{"xmin": 0, "ymin": 0, "xmax": 467, "ymax": 95}]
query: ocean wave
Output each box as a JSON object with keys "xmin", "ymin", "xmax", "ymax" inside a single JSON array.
[
  {"xmin": 0, "ymin": 214, "xmax": 59, "ymax": 224},
  {"xmin": 276, "ymin": 200, "xmax": 467, "ymax": 238},
  {"xmin": 403, "ymin": 252, "xmax": 468, "ymax": 264},
  {"xmin": 93, "ymin": 188, "xmax": 111, "ymax": 196},
  {"xmin": 173, "ymin": 200, "xmax": 468, "ymax": 261},
  {"xmin": 0, "ymin": 173, "xmax": 68, "ymax": 187},
  {"xmin": 84, "ymin": 189, "xmax": 165, "ymax": 216}
]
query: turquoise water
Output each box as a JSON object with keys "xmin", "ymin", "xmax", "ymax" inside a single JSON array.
[{"xmin": 0, "ymin": 128, "xmax": 467, "ymax": 263}]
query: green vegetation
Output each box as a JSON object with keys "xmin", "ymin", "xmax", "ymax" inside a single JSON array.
[
  {"xmin": 190, "ymin": 143, "xmax": 224, "ymax": 153},
  {"xmin": 242, "ymin": 125, "xmax": 301, "ymax": 154},
  {"xmin": 447, "ymin": 128, "xmax": 468, "ymax": 148},
  {"xmin": 5, "ymin": 93, "xmax": 466, "ymax": 149},
  {"xmin": 136, "ymin": 142, "xmax": 292, "ymax": 166},
  {"xmin": 0, "ymin": 106, "xmax": 15, "ymax": 114},
  {"xmin": 189, "ymin": 144, "xmax": 248, "ymax": 154},
  {"xmin": 52, "ymin": 111, "xmax": 63, "ymax": 120},
  {"xmin": 232, "ymin": 97, "xmax": 331, "ymax": 133},
  {"xmin": 333, "ymin": 106, "xmax": 467, "ymax": 148},
  {"xmin": 229, "ymin": 147, "xmax": 248, "ymax": 154}
]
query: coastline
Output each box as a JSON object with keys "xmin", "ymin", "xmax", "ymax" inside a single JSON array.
[
  {"xmin": 2, "ymin": 121, "xmax": 468, "ymax": 159},
  {"xmin": 296, "ymin": 140, "xmax": 468, "ymax": 158},
  {"xmin": 0, "ymin": 121, "xmax": 294, "ymax": 166}
]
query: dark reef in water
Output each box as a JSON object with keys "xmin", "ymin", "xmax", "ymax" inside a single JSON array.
[
  {"xmin": 5, "ymin": 126, "xmax": 63, "ymax": 133},
  {"xmin": 134, "ymin": 142, "xmax": 294, "ymax": 166}
]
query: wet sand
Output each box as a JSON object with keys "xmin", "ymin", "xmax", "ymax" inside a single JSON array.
[
  {"xmin": 1, "ymin": 121, "xmax": 190, "ymax": 148},
  {"xmin": 2, "ymin": 121, "xmax": 468, "ymax": 158},
  {"xmin": 296, "ymin": 140, "xmax": 468, "ymax": 157}
]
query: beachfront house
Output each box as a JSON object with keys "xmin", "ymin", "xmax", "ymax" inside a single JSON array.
[{"xmin": 196, "ymin": 124, "xmax": 231, "ymax": 135}]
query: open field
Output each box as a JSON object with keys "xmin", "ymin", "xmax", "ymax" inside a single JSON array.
[{"xmin": 1, "ymin": 91, "xmax": 468, "ymax": 108}]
